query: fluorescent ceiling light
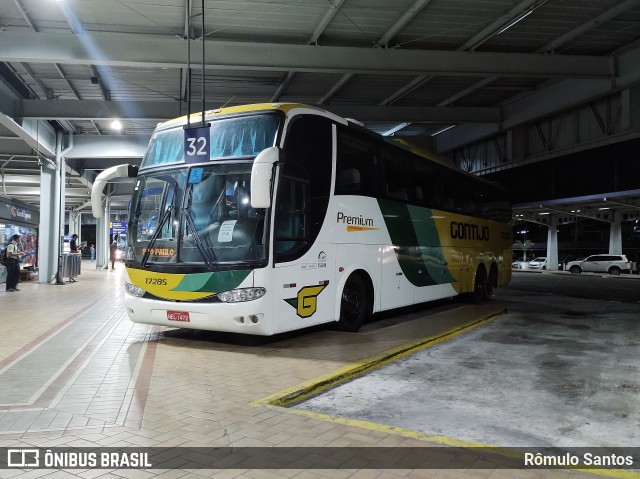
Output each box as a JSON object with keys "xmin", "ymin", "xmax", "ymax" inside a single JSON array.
[
  {"xmin": 497, "ymin": 9, "xmax": 533, "ymax": 35},
  {"xmin": 110, "ymin": 120, "xmax": 122, "ymax": 131},
  {"xmin": 431, "ymin": 125, "xmax": 455, "ymax": 136}
]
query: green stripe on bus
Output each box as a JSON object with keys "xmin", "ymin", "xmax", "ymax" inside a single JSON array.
[
  {"xmin": 378, "ymin": 199, "xmax": 455, "ymax": 287},
  {"xmin": 170, "ymin": 270, "xmax": 251, "ymax": 293}
]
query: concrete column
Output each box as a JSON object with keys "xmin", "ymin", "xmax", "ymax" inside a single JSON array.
[
  {"xmin": 69, "ymin": 211, "xmax": 81, "ymax": 239},
  {"xmin": 96, "ymin": 196, "xmax": 111, "ymax": 269},
  {"xmin": 546, "ymin": 216, "xmax": 559, "ymax": 271},
  {"xmin": 72, "ymin": 212, "xmax": 79, "ymax": 236},
  {"xmin": 96, "ymin": 212, "xmax": 105, "ymax": 269},
  {"xmin": 609, "ymin": 211, "xmax": 622, "ymax": 254},
  {"xmin": 38, "ymin": 161, "xmax": 58, "ymax": 283}
]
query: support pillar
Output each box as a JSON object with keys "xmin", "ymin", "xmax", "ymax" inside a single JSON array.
[
  {"xmin": 609, "ymin": 211, "xmax": 622, "ymax": 254},
  {"xmin": 546, "ymin": 216, "xmax": 559, "ymax": 271},
  {"xmin": 96, "ymin": 196, "xmax": 111, "ymax": 269},
  {"xmin": 69, "ymin": 211, "xmax": 81, "ymax": 239},
  {"xmin": 38, "ymin": 161, "xmax": 58, "ymax": 283}
]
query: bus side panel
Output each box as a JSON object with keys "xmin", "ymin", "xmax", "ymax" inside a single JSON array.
[
  {"xmin": 430, "ymin": 212, "xmax": 512, "ymax": 291},
  {"xmin": 376, "ymin": 200, "xmax": 459, "ymax": 301},
  {"xmin": 375, "ymin": 201, "xmax": 511, "ymax": 298},
  {"xmin": 331, "ymin": 197, "xmax": 459, "ymax": 313}
]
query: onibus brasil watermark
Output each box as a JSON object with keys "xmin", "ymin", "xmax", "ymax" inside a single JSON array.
[{"xmin": 1, "ymin": 447, "xmax": 638, "ymax": 470}]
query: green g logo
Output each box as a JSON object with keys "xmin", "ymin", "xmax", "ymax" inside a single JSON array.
[{"xmin": 285, "ymin": 284, "xmax": 327, "ymax": 318}]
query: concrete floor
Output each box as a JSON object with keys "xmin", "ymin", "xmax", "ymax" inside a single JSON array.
[
  {"xmin": 296, "ymin": 285, "xmax": 640, "ymax": 448},
  {"xmin": 1, "ymin": 265, "xmax": 634, "ymax": 477}
]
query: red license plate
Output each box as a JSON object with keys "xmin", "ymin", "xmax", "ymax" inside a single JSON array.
[{"xmin": 167, "ymin": 310, "xmax": 190, "ymax": 322}]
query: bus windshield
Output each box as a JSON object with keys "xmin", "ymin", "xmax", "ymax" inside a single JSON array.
[
  {"xmin": 140, "ymin": 114, "xmax": 281, "ymax": 169},
  {"xmin": 128, "ymin": 163, "xmax": 267, "ymax": 267}
]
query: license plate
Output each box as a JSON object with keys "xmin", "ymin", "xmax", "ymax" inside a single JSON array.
[{"xmin": 167, "ymin": 310, "xmax": 190, "ymax": 322}]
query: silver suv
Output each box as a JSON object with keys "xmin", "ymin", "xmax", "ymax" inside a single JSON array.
[{"xmin": 566, "ymin": 254, "xmax": 632, "ymax": 275}]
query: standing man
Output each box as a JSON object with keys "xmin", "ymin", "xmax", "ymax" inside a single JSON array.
[
  {"xmin": 109, "ymin": 240, "xmax": 117, "ymax": 270},
  {"xmin": 5, "ymin": 234, "xmax": 24, "ymax": 292},
  {"xmin": 70, "ymin": 234, "xmax": 79, "ymax": 253}
]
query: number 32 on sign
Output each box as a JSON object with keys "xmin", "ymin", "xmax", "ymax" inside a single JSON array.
[{"xmin": 184, "ymin": 125, "xmax": 210, "ymax": 164}]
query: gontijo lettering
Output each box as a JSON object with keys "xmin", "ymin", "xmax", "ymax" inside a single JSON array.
[
  {"xmin": 450, "ymin": 221, "xmax": 489, "ymax": 241},
  {"xmin": 337, "ymin": 212, "xmax": 374, "ymax": 226}
]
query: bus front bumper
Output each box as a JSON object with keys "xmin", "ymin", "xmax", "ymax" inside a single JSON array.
[{"xmin": 124, "ymin": 293, "xmax": 274, "ymax": 335}]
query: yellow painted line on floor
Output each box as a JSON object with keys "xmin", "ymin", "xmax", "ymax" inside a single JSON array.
[
  {"xmin": 250, "ymin": 306, "xmax": 639, "ymax": 479},
  {"xmin": 276, "ymin": 408, "xmax": 640, "ymax": 478},
  {"xmin": 251, "ymin": 307, "xmax": 505, "ymax": 408}
]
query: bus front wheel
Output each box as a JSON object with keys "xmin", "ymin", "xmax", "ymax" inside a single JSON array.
[{"xmin": 337, "ymin": 274, "xmax": 368, "ymax": 332}]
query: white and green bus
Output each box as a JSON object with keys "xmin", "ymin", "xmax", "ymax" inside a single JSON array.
[{"xmin": 93, "ymin": 103, "xmax": 511, "ymax": 335}]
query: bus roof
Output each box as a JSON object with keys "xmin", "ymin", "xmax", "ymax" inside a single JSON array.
[
  {"xmin": 154, "ymin": 103, "xmax": 501, "ymax": 188},
  {"xmin": 158, "ymin": 103, "xmax": 324, "ymax": 129}
]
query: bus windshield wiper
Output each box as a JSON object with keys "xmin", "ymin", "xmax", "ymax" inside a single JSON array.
[
  {"xmin": 141, "ymin": 204, "xmax": 174, "ymax": 268},
  {"xmin": 184, "ymin": 209, "xmax": 218, "ymax": 268}
]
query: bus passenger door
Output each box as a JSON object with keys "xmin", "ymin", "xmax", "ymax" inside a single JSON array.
[{"xmin": 271, "ymin": 175, "xmax": 336, "ymax": 332}]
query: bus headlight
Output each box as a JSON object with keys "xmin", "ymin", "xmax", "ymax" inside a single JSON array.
[
  {"xmin": 125, "ymin": 282, "xmax": 146, "ymax": 297},
  {"xmin": 217, "ymin": 287, "xmax": 266, "ymax": 302}
]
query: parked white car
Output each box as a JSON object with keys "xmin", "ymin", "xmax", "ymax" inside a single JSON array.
[
  {"xmin": 528, "ymin": 257, "xmax": 547, "ymax": 270},
  {"xmin": 566, "ymin": 254, "xmax": 632, "ymax": 275}
]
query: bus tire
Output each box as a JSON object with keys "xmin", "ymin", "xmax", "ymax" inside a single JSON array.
[
  {"xmin": 337, "ymin": 273, "xmax": 368, "ymax": 332},
  {"xmin": 470, "ymin": 266, "xmax": 487, "ymax": 304}
]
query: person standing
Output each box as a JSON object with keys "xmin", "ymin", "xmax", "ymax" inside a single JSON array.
[
  {"xmin": 70, "ymin": 234, "xmax": 79, "ymax": 253},
  {"xmin": 5, "ymin": 234, "xmax": 24, "ymax": 292},
  {"xmin": 109, "ymin": 240, "xmax": 117, "ymax": 270},
  {"xmin": 90, "ymin": 244, "xmax": 96, "ymax": 262}
]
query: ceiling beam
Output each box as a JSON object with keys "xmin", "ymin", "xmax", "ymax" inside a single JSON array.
[
  {"xmin": 439, "ymin": 0, "xmax": 640, "ymax": 107},
  {"xmin": 460, "ymin": 0, "xmax": 548, "ymax": 51},
  {"xmin": 12, "ymin": 0, "xmax": 36, "ymax": 31},
  {"xmin": 0, "ymin": 32, "xmax": 612, "ymax": 78},
  {"xmin": 271, "ymin": 0, "xmax": 346, "ymax": 102},
  {"xmin": 542, "ymin": 0, "xmax": 640, "ymax": 54},
  {"xmin": 3, "ymin": 186, "xmax": 89, "ymax": 196},
  {"xmin": 0, "ymin": 112, "xmax": 55, "ymax": 157},
  {"xmin": 320, "ymin": 0, "xmax": 433, "ymax": 105},
  {"xmin": 376, "ymin": 0, "xmax": 433, "ymax": 47},
  {"xmin": 17, "ymin": 99, "xmax": 501, "ymax": 123},
  {"xmin": 379, "ymin": 0, "xmax": 549, "ymax": 106},
  {"xmin": 309, "ymin": 0, "xmax": 346, "ymax": 45},
  {"xmin": 64, "ymin": 135, "xmax": 150, "ymax": 159},
  {"xmin": 435, "ymin": 78, "xmax": 613, "ymax": 152}
]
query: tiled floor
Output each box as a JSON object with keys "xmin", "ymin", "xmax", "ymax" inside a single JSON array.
[{"xmin": 0, "ymin": 263, "xmax": 603, "ymax": 478}]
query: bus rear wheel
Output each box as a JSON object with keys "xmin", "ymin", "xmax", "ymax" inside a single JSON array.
[
  {"xmin": 470, "ymin": 267, "xmax": 487, "ymax": 304},
  {"xmin": 337, "ymin": 273, "xmax": 368, "ymax": 332},
  {"xmin": 485, "ymin": 264, "xmax": 497, "ymax": 300}
]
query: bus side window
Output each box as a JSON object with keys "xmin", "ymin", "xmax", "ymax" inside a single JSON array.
[
  {"xmin": 337, "ymin": 168, "xmax": 361, "ymax": 192},
  {"xmin": 379, "ymin": 145, "xmax": 412, "ymax": 203},
  {"xmin": 335, "ymin": 128, "xmax": 377, "ymax": 196}
]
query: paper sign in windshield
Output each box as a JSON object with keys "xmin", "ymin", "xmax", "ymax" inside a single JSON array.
[{"xmin": 218, "ymin": 220, "xmax": 237, "ymax": 243}]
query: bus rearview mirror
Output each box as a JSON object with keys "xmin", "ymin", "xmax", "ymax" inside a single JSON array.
[{"xmin": 251, "ymin": 147, "xmax": 279, "ymax": 208}]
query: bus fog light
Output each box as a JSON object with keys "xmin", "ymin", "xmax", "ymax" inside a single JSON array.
[
  {"xmin": 217, "ymin": 287, "xmax": 266, "ymax": 303},
  {"xmin": 249, "ymin": 315, "xmax": 259, "ymax": 323},
  {"xmin": 125, "ymin": 282, "xmax": 146, "ymax": 297}
]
